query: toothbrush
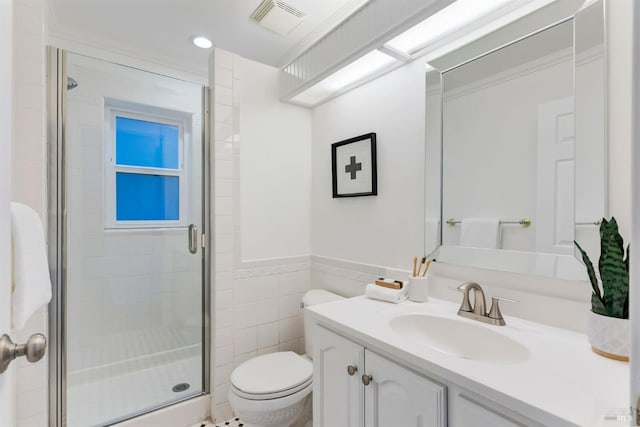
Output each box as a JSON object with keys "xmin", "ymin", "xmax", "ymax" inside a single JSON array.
[
  {"xmin": 422, "ymin": 259, "xmax": 432, "ymax": 277},
  {"xmin": 416, "ymin": 257, "xmax": 426, "ymax": 276},
  {"xmin": 412, "ymin": 256, "xmax": 418, "ymax": 277}
]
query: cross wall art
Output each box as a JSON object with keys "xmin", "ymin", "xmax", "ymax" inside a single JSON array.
[{"xmin": 331, "ymin": 133, "xmax": 377, "ymax": 198}]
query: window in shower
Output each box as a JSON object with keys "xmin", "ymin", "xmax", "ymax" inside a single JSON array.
[{"xmin": 105, "ymin": 105, "xmax": 190, "ymax": 228}]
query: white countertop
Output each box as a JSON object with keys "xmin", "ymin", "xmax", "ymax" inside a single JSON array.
[{"xmin": 308, "ymin": 296, "xmax": 629, "ymax": 427}]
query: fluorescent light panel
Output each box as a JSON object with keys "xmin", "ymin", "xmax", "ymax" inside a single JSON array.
[
  {"xmin": 385, "ymin": 0, "xmax": 514, "ymax": 55},
  {"xmin": 291, "ymin": 50, "xmax": 397, "ymax": 106}
]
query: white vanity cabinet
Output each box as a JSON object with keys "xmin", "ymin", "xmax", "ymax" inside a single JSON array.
[{"xmin": 313, "ymin": 325, "xmax": 447, "ymax": 427}]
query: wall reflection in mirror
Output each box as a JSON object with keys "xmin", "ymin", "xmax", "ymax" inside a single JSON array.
[{"xmin": 424, "ymin": 0, "xmax": 607, "ymax": 281}]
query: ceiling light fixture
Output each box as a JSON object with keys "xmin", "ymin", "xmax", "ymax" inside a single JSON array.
[
  {"xmin": 192, "ymin": 36, "xmax": 213, "ymax": 49},
  {"xmin": 385, "ymin": 0, "xmax": 530, "ymax": 56},
  {"xmin": 290, "ymin": 50, "xmax": 397, "ymax": 106},
  {"xmin": 285, "ymin": 0, "xmax": 557, "ymax": 107}
]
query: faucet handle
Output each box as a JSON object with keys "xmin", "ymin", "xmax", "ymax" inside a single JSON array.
[
  {"xmin": 488, "ymin": 296, "xmax": 518, "ymax": 325},
  {"xmin": 455, "ymin": 284, "xmax": 473, "ymax": 313}
]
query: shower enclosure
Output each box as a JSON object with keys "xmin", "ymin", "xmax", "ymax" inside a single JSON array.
[{"xmin": 47, "ymin": 49, "xmax": 210, "ymax": 426}]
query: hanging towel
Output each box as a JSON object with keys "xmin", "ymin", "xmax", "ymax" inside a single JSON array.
[
  {"xmin": 460, "ymin": 218, "xmax": 501, "ymax": 249},
  {"xmin": 365, "ymin": 282, "xmax": 408, "ymax": 304},
  {"xmin": 11, "ymin": 202, "xmax": 52, "ymax": 330}
]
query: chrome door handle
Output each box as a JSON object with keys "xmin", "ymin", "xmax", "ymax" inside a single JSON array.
[
  {"xmin": 188, "ymin": 224, "xmax": 198, "ymax": 254},
  {"xmin": 0, "ymin": 333, "xmax": 47, "ymax": 374}
]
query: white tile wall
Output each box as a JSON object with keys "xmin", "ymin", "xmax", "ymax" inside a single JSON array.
[
  {"xmin": 211, "ymin": 49, "xmax": 311, "ymax": 422},
  {"xmin": 11, "ymin": 0, "xmax": 48, "ymax": 426}
]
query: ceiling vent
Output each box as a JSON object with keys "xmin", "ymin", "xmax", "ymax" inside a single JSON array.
[{"xmin": 250, "ymin": 0, "xmax": 307, "ymax": 36}]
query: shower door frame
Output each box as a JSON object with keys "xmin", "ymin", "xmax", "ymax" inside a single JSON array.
[{"xmin": 46, "ymin": 47, "xmax": 212, "ymax": 427}]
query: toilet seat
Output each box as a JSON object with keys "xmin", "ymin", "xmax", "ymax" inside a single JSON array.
[{"xmin": 230, "ymin": 351, "xmax": 313, "ymax": 401}]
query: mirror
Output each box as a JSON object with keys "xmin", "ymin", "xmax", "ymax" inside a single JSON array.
[{"xmin": 425, "ymin": 0, "xmax": 607, "ymax": 281}]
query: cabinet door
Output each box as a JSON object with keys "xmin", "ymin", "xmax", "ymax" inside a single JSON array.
[
  {"xmin": 313, "ymin": 325, "xmax": 365, "ymax": 427},
  {"xmin": 364, "ymin": 350, "xmax": 446, "ymax": 427},
  {"xmin": 455, "ymin": 395, "xmax": 527, "ymax": 427}
]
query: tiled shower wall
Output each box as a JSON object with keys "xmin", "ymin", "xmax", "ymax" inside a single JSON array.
[
  {"xmin": 211, "ymin": 49, "xmax": 311, "ymax": 421},
  {"xmin": 11, "ymin": 0, "xmax": 49, "ymax": 426}
]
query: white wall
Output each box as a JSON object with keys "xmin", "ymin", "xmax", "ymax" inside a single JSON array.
[
  {"xmin": 239, "ymin": 57, "xmax": 312, "ymax": 261},
  {"xmin": 11, "ymin": 0, "xmax": 49, "ymax": 425},
  {"xmin": 211, "ymin": 50, "xmax": 313, "ymax": 422},
  {"xmin": 607, "ymin": 0, "xmax": 633, "ymax": 240},
  {"xmin": 0, "ymin": 0, "xmax": 15, "ymax": 425},
  {"xmin": 311, "ymin": 58, "xmax": 428, "ymax": 269},
  {"xmin": 631, "ymin": 0, "xmax": 640, "ymax": 418}
]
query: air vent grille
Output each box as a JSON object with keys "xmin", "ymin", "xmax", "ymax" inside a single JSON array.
[
  {"xmin": 250, "ymin": 0, "xmax": 306, "ymax": 35},
  {"xmin": 274, "ymin": 0, "xmax": 305, "ymax": 18}
]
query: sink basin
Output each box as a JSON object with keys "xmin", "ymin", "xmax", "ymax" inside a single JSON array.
[{"xmin": 389, "ymin": 314, "xmax": 530, "ymax": 364}]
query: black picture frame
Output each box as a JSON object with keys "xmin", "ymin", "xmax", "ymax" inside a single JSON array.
[{"xmin": 331, "ymin": 132, "xmax": 377, "ymax": 198}]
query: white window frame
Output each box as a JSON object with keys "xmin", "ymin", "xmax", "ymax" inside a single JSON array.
[{"xmin": 104, "ymin": 101, "xmax": 191, "ymax": 229}]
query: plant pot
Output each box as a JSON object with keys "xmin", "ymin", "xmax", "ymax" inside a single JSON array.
[{"xmin": 587, "ymin": 310, "xmax": 630, "ymax": 361}]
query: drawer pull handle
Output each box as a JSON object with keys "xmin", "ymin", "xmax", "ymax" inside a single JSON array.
[
  {"xmin": 347, "ymin": 365, "xmax": 358, "ymax": 376},
  {"xmin": 362, "ymin": 374, "xmax": 372, "ymax": 386}
]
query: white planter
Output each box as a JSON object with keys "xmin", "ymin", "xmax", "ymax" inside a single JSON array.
[{"xmin": 587, "ymin": 310, "xmax": 630, "ymax": 361}]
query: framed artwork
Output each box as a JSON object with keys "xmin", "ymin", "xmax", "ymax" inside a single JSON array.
[{"xmin": 331, "ymin": 133, "xmax": 377, "ymax": 198}]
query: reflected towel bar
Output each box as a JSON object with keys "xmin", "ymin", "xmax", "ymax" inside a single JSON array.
[
  {"xmin": 576, "ymin": 220, "xmax": 602, "ymax": 226},
  {"xmin": 447, "ymin": 217, "xmax": 532, "ymax": 228}
]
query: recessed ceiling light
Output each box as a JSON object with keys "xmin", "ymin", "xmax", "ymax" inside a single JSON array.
[{"xmin": 192, "ymin": 36, "xmax": 212, "ymax": 49}]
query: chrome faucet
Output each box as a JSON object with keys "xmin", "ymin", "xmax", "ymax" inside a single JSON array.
[{"xmin": 455, "ymin": 282, "xmax": 517, "ymax": 326}]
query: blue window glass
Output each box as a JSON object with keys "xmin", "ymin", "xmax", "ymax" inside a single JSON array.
[
  {"xmin": 115, "ymin": 117, "xmax": 179, "ymax": 169},
  {"xmin": 116, "ymin": 172, "xmax": 179, "ymax": 221}
]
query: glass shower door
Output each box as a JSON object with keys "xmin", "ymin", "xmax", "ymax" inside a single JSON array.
[{"xmin": 62, "ymin": 52, "xmax": 206, "ymax": 426}]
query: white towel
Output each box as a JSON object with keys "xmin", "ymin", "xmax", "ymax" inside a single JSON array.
[
  {"xmin": 365, "ymin": 283, "xmax": 408, "ymax": 304},
  {"xmin": 11, "ymin": 202, "xmax": 52, "ymax": 330},
  {"xmin": 460, "ymin": 218, "xmax": 501, "ymax": 249}
]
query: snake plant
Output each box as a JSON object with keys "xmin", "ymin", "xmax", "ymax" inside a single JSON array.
[{"xmin": 575, "ymin": 217, "xmax": 629, "ymax": 319}]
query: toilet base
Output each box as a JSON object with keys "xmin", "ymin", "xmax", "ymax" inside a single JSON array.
[{"xmin": 235, "ymin": 398, "xmax": 305, "ymax": 427}]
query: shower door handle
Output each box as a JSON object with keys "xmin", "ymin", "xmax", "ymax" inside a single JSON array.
[{"xmin": 188, "ymin": 224, "xmax": 198, "ymax": 254}]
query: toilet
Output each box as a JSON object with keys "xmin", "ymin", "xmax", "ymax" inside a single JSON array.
[{"xmin": 228, "ymin": 289, "xmax": 344, "ymax": 427}]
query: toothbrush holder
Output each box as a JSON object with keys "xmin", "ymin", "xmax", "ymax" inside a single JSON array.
[{"xmin": 408, "ymin": 275, "xmax": 429, "ymax": 302}]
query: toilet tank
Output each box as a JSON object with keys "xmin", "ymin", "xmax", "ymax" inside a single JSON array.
[{"xmin": 302, "ymin": 289, "xmax": 344, "ymax": 358}]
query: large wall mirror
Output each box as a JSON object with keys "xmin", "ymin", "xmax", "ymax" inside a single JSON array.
[{"xmin": 424, "ymin": 0, "xmax": 607, "ymax": 281}]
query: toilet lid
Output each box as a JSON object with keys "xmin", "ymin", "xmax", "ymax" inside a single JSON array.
[{"xmin": 231, "ymin": 351, "xmax": 313, "ymax": 395}]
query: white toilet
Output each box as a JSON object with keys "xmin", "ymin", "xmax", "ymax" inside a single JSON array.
[{"xmin": 228, "ymin": 289, "xmax": 344, "ymax": 427}]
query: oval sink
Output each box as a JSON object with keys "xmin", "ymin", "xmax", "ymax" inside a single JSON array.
[{"xmin": 389, "ymin": 314, "xmax": 530, "ymax": 364}]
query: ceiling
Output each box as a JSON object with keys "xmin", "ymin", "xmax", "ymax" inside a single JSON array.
[{"xmin": 47, "ymin": 0, "xmax": 370, "ymax": 77}]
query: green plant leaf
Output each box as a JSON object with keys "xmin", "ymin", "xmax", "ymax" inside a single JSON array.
[
  {"xmin": 592, "ymin": 292, "xmax": 607, "ymax": 316},
  {"xmin": 574, "ymin": 239, "xmax": 603, "ymax": 305},
  {"xmin": 599, "ymin": 218, "xmax": 629, "ymax": 318}
]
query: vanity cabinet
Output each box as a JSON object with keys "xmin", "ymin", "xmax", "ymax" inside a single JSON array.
[
  {"xmin": 448, "ymin": 387, "xmax": 544, "ymax": 427},
  {"xmin": 313, "ymin": 325, "xmax": 447, "ymax": 427}
]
